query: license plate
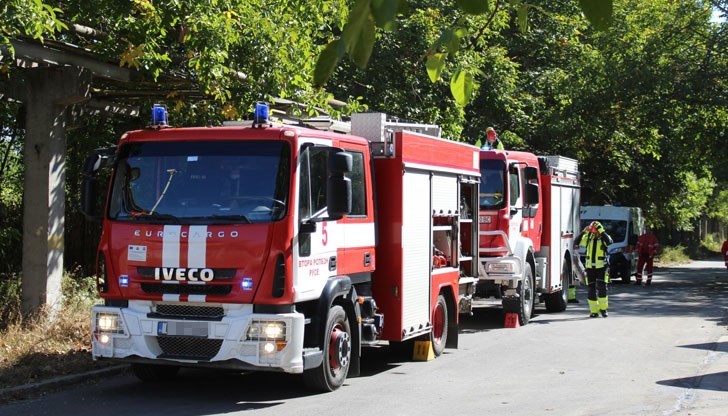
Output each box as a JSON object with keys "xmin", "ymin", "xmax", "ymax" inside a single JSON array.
[{"xmin": 157, "ymin": 321, "xmax": 209, "ymax": 337}]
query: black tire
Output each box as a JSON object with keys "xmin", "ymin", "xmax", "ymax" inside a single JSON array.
[
  {"xmin": 303, "ymin": 305, "xmax": 351, "ymax": 392},
  {"xmin": 503, "ymin": 263, "xmax": 535, "ymax": 325},
  {"xmin": 131, "ymin": 363, "xmax": 180, "ymax": 382},
  {"xmin": 545, "ymin": 260, "xmax": 569, "ymax": 313},
  {"xmin": 430, "ymin": 294, "xmax": 448, "ymax": 357},
  {"xmin": 621, "ymin": 262, "xmax": 631, "ymax": 283}
]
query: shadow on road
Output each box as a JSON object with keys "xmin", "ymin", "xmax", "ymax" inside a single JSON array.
[{"xmin": 657, "ymin": 371, "xmax": 728, "ymax": 392}]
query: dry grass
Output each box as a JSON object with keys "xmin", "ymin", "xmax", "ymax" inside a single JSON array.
[{"xmin": 0, "ymin": 274, "xmax": 115, "ymax": 390}]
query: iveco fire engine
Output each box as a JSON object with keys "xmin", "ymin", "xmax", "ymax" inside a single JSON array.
[
  {"xmin": 82, "ymin": 104, "xmax": 480, "ymax": 391},
  {"xmin": 476, "ymin": 152, "xmax": 581, "ymax": 325}
]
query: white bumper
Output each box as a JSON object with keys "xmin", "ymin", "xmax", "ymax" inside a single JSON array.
[{"xmin": 91, "ymin": 301, "xmax": 306, "ymax": 374}]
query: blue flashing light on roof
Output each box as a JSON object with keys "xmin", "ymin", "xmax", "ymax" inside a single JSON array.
[
  {"xmin": 151, "ymin": 104, "xmax": 168, "ymax": 126},
  {"xmin": 253, "ymin": 102, "xmax": 269, "ymax": 126}
]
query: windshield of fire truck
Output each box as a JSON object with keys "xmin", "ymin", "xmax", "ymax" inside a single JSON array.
[
  {"xmin": 479, "ymin": 159, "xmax": 506, "ymax": 210},
  {"xmin": 108, "ymin": 140, "xmax": 290, "ymax": 224},
  {"xmin": 579, "ymin": 219, "xmax": 627, "ymax": 242}
]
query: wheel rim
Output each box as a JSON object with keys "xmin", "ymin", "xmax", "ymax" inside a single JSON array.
[
  {"xmin": 432, "ymin": 300, "xmax": 445, "ymax": 344},
  {"xmin": 328, "ymin": 324, "xmax": 350, "ymax": 371}
]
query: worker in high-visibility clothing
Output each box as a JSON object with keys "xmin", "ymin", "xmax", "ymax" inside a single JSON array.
[
  {"xmin": 575, "ymin": 221, "xmax": 614, "ymax": 318},
  {"xmin": 635, "ymin": 226, "xmax": 660, "ymax": 285}
]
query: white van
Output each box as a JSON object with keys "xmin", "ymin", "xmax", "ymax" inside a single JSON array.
[{"xmin": 578, "ymin": 206, "xmax": 644, "ymax": 283}]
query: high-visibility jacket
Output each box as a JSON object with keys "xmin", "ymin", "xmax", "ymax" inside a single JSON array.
[{"xmin": 577, "ymin": 230, "xmax": 613, "ymax": 269}]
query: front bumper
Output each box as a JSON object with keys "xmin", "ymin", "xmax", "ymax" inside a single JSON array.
[
  {"xmin": 478, "ymin": 255, "xmax": 523, "ymax": 288},
  {"xmin": 91, "ymin": 301, "xmax": 309, "ymax": 374}
]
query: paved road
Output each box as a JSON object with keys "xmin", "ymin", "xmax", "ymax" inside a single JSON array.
[{"xmin": 2, "ymin": 259, "xmax": 727, "ymax": 416}]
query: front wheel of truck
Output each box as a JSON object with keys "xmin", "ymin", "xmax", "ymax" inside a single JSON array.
[
  {"xmin": 131, "ymin": 363, "xmax": 180, "ymax": 382},
  {"xmin": 303, "ymin": 305, "xmax": 351, "ymax": 392},
  {"xmin": 503, "ymin": 263, "xmax": 535, "ymax": 326}
]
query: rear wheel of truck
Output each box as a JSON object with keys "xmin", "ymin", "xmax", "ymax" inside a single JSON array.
[
  {"xmin": 131, "ymin": 363, "xmax": 180, "ymax": 382},
  {"xmin": 545, "ymin": 261, "xmax": 570, "ymax": 313},
  {"xmin": 430, "ymin": 294, "xmax": 448, "ymax": 356},
  {"xmin": 303, "ymin": 305, "xmax": 351, "ymax": 392},
  {"xmin": 503, "ymin": 263, "xmax": 535, "ymax": 325},
  {"xmin": 620, "ymin": 262, "xmax": 631, "ymax": 283}
]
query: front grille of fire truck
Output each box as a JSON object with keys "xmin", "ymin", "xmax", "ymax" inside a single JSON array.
[
  {"xmin": 140, "ymin": 283, "xmax": 232, "ymax": 296},
  {"xmin": 157, "ymin": 336, "xmax": 223, "ymax": 361},
  {"xmin": 154, "ymin": 304, "xmax": 225, "ymax": 319}
]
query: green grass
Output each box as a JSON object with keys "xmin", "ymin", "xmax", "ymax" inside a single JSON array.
[{"xmin": 655, "ymin": 245, "xmax": 690, "ymax": 265}]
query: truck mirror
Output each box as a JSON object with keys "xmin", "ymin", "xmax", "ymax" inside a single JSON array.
[
  {"xmin": 329, "ymin": 151, "xmax": 352, "ymax": 174},
  {"xmin": 80, "ymin": 148, "xmax": 115, "ymax": 221},
  {"xmin": 81, "ymin": 175, "xmax": 99, "ymax": 219},
  {"xmin": 525, "ymin": 166, "xmax": 539, "ymax": 181},
  {"xmin": 300, "ymin": 221, "xmax": 317, "ymax": 234},
  {"xmin": 327, "ymin": 175, "xmax": 352, "ymax": 220},
  {"xmin": 524, "ymin": 183, "xmax": 539, "ymax": 205}
]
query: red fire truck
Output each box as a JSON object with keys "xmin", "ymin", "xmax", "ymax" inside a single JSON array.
[
  {"xmin": 476, "ymin": 151, "xmax": 581, "ymax": 325},
  {"xmin": 82, "ymin": 105, "xmax": 480, "ymax": 391}
]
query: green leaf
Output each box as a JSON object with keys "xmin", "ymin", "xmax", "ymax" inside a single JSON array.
[
  {"xmin": 371, "ymin": 0, "xmax": 399, "ymax": 30},
  {"xmin": 349, "ymin": 17, "xmax": 375, "ymax": 68},
  {"xmin": 455, "ymin": 0, "xmax": 490, "ymax": 15},
  {"xmin": 517, "ymin": 5, "xmax": 528, "ymax": 33},
  {"xmin": 426, "ymin": 52, "xmax": 448, "ymax": 82},
  {"xmin": 342, "ymin": 0, "xmax": 372, "ymax": 53},
  {"xmin": 313, "ymin": 40, "xmax": 343, "ymax": 87},
  {"xmin": 434, "ymin": 28, "xmax": 464, "ymax": 54},
  {"xmin": 450, "ymin": 67, "xmax": 474, "ymax": 106},
  {"xmin": 578, "ymin": 0, "xmax": 613, "ymax": 31}
]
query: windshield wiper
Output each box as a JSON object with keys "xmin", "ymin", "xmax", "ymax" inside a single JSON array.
[
  {"xmin": 204, "ymin": 214, "xmax": 253, "ymax": 224},
  {"xmin": 131, "ymin": 212, "xmax": 181, "ymax": 224}
]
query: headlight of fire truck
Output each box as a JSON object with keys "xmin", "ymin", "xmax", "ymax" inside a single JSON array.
[
  {"xmin": 245, "ymin": 320, "xmax": 288, "ymax": 354},
  {"xmin": 94, "ymin": 312, "xmax": 127, "ymax": 345},
  {"xmin": 485, "ymin": 258, "xmax": 522, "ymax": 275}
]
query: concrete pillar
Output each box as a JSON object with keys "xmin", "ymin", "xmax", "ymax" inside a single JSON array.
[{"xmin": 21, "ymin": 66, "xmax": 90, "ymax": 317}]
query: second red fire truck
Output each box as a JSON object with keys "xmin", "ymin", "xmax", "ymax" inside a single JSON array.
[{"xmin": 476, "ymin": 151, "xmax": 582, "ymax": 325}]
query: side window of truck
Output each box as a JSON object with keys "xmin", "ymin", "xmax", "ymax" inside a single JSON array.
[
  {"xmin": 298, "ymin": 147, "xmax": 328, "ymax": 257},
  {"xmin": 347, "ymin": 151, "xmax": 366, "ymax": 217},
  {"xmin": 509, "ymin": 168, "xmax": 520, "ymax": 206}
]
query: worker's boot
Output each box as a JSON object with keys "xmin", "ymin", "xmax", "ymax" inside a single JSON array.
[{"xmin": 600, "ymin": 310, "xmax": 608, "ymax": 318}]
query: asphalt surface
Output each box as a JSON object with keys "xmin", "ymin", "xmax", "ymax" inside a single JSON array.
[{"xmin": 1, "ymin": 258, "xmax": 726, "ymax": 415}]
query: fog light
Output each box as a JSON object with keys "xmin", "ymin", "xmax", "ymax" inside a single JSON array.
[
  {"xmin": 99, "ymin": 333, "xmax": 110, "ymax": 344},
  {"xmin": 263, "ymin": 342, "xmax": 275, "ymax": 354}
]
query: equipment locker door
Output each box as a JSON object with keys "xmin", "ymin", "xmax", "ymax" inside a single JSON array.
[{"xmin": 401, "ymin": 170, "xmax": 431, "ymax": 336}]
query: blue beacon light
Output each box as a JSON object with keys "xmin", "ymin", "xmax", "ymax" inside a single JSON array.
[
  {"xmin": 151, "ymin": 104, "xmax": 168, "ymax": 126},
  {"xmin": 241, "ymin": 277, "xmax": 254, "ymax": 291},
  {"xmin": 253, "ymin": 102, "xmax": 269, "ymax": 126}
]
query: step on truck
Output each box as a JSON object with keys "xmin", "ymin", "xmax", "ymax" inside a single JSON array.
[
  {"xmin": 476, "ymin": 152, "xmax": 581, "ymax": 325},
  {"xmin": 82, "ymin": 105, "xmax": 481, "ymax": 391}
]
